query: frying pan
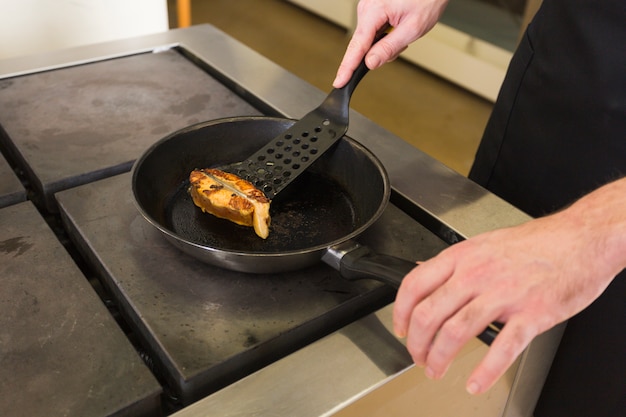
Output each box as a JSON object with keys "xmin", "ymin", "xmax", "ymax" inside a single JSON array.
[
  {"xmin": 134, "ymin": 116, "xmax": 395, "ymax": 273},
  {"xmin": 131, "ymin": 117, "xmax": 499, "ymax": 345}
]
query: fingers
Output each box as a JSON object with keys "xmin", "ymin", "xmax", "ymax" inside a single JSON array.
[
  {"xmin": 393, "ymin": 255, "xmax": 455, "ymax": 338},
  {"xmin": 333, "ymin": 0, "xmax": 450, "ymax": 87},
  {"xmin": 398, "ymin": 264, "xmax": 496, "ymax": 371},
  {"xmin": 395, "ymin": 262, "xmax": 540, "ymax": 395},
  {"xmin": 403, "ymin": 282, "xmax": 475, "ymax": 367},
  {"xmin": 333, "ymin": 34, "xmax": 374, "ymax": 88},
  {"xmin": 366, "ymin": 22, "xmax": 420, "ymax": 65},
  {"xmin": 333, "ymin": 0, "xmax": 388, "ymax": 88},
  {"xmin": 332, "ymin": 22, "xmax": 388, "ymax": 87},
  {"xmin": 392, "ymin": 249, "xmax": 538, "ymax": 394},
  {"xmin": 465, "ymin": 317, "xmax": 536, "ymax": 394},
  {"xmin": 332, "ymin": 25, "xmax": 413, "ymax": 88},
  {"xmin": 417, "ymin": 294, "xmax": 507, "ymax": 380}
]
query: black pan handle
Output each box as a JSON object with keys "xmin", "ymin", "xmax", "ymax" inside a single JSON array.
[
  {"xmin": 334, "ymin": 243, "xmax": 415, "ymax": 287},
  {"xmin": 322, "ymin": 241, "xmax": 500, "ymax": 346}
]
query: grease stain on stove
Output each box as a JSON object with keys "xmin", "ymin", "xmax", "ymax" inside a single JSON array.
[
  {"xmin": 22, "ymin": 141, "xmax": 39, "ymax": 151},
  {"xmin": 0, "ymin": 80, "xmax": 12, "ymax": 90},
  {"xmin": 167, "ymin": 94, "xmax": 211, "ymax": 117},
  {"xmin": 243, "ymin": 332, "xmax": 259, "ymax": 348},
  {"xmin": 0, "ymin": 236, "xmax": 33, "ymax": 257},
  {"xmin": 202, "ymin": 301, "xmax": 222, "ymax": 312},
  {"xmin": 41, "ymin": 127, "xmax": 63, "ymax": 136},
  {"xmin": 150, "ymin": 124, "xmax": 171, "ymax": 135}
]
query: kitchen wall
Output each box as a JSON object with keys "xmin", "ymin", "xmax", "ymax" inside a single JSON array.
[{"xmin": 0, "ymin": 0, "xmax": 168, "ymax": 60}]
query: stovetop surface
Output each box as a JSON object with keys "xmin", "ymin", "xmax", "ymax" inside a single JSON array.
[
  {"xmin": 0, "ymin": 201, "xmax": 161, "ymax": 416},
  {"xmin": 0, "ymin": 153, "xmax": 24, "ymax": 207},
  {"xmin": 0, "ymin": 49, "xmax": 260, "ymax": 211},
  {"xmin": 1, "ymin": 36, "xmax": 447, "ymax": 413},
  {"xmin": 56, "ymin": 172, "xmax": 446, "ymax": 404}
]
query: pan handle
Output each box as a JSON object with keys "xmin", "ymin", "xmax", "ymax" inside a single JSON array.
[
  {"xmin": 322, "ymin": 241, "xmax": 500, "ymax": 346},
  {"xmin": 323, "ymin": 241, "xmax": 416, "ymax": 288}
]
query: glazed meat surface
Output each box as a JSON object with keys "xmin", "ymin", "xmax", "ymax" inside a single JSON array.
[{"xmin": 189, "ymin": 168, "xmax": 271, "ymax": 239}]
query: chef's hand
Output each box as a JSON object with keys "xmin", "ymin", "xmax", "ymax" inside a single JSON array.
[
  {"xmin": 333, "ymin": 0, "xmax": 449, "ymax": 88},
  {"xmin": 393, "ymin": 178, "xmax": 626, "ymax": 394}
]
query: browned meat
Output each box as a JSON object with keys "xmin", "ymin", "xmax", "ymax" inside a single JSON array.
[{"xmin": 188, "ymin": 168, "xmax": 271, "ymax": 239}]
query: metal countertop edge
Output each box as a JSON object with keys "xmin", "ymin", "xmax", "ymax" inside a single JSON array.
[{"xmin": 0, "ymin": 25, "xmax": 561, "ymax": 416}]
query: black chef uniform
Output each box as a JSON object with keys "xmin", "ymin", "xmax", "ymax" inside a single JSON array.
[{"xmin": 468, "ymin": 0, "xmax": 626, "ymax": 416}]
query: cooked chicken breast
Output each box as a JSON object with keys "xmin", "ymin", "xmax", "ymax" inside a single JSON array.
[{"xmin": 189, "ymin": 168, "xmax": 271, "ymax": 239}]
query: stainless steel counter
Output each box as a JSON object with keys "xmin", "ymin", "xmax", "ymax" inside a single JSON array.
[{"xmin": 0, "ymin": 25, "xmax": 563, "ymax": 416}]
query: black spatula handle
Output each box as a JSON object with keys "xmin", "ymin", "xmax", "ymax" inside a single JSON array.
[
  {"xmin": 224, "ymin": 31, "xmax": 389, "ymax": 199},
  {"xmin": 323, "ymin": 28, "xmax": 389, "ymax": 121}
]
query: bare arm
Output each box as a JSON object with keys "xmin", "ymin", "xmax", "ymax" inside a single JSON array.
[
  {"xmin": 333, "ymin": 0, "xmax": 449, "ymax": 88},
  {"xmin": 393, "ymin": 177, "xmax": 626, "ymax": 394}
]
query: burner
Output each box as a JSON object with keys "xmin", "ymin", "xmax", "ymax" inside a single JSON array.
[
  {"xmin": 0, "ymin": 49, "xmax": 260, "ymax": 212},
  {"xmin": 56, "ymin": 172, "xmax": 446, "ymax": 404},
  {"xmin": 0, "ymin": 201, "xmax": 161, "ymax": 415}
]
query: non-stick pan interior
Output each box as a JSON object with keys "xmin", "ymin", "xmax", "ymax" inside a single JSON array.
[
  {"xmin": 132, "ymin": 117, "xmax": 389, "ymax": 258},
  {"xmin": 164, "ymin": 170, "xmax": 356, "ymax": 252}
]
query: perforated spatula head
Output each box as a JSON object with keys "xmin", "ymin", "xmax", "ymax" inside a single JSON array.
[{"xmin": 222, "ymin": 32, "xmax": 386, "ymax": 199}]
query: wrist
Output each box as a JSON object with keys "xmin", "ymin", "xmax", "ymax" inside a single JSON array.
[{"xmin": 563, "ymin": 178, "xmax": 626, "ymax": 276}]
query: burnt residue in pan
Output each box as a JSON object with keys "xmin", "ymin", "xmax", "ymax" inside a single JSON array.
[{"xmin": 165, "ymin": 171, "xmax": 357, "ymax": 253}]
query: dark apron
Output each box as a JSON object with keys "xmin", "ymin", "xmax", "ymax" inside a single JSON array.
[{"xmin": 468, "ymin": 1, "xmax": 626, "ymax": 416}]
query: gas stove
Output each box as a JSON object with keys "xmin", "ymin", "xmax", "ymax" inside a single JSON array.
[{"xmin": 0, "ymin": 25, "xmax": 561, "ymax": 416}]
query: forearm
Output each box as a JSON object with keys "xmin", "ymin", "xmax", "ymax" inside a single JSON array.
[{"xmin": 553, "ymin": 176, "xmax": 626, "ymax": 280}]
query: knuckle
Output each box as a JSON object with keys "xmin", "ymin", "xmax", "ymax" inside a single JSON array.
[
  {"xmin": 493, "ymin": 324, "xmax": 531, "ymax": 360},
  {"xmin": 377, "ymin": 40, "xmax": 397, "ymax": 61},
  {"xmin": 346, "ymin": 37, "xmax": 366, "ymax": 55},
  {"xmin": 410, "ymin": 305, "xmax": 436, "ymax": 331},
  {"xmin": 498, "ymin": 341, "xmax": 520, "ymax": 361},
  {"xmin": 406, "ymin": 342, "xmax": 424, "ymax": 359},
  {"xmin": 439, "ymin": 319, "xmax": 469, "ymax": 345}
]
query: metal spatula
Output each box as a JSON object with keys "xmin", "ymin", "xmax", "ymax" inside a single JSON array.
[{"xmin": 222, "ymin": 34, "xmax": 385, "ymax": 200}]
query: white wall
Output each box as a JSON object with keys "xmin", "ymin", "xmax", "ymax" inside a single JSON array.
[{"xmin": 0, "ymin": 0, "xmax": 169, "ymax": 60}]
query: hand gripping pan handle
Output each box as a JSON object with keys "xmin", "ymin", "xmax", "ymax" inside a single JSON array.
[
  {"xmin": 226, "ymin": 32, "xmax": 387, "ymax": 200},
  {"xmin": 322, "ymin": 241, "xmax": 502, "ymax": 346}
]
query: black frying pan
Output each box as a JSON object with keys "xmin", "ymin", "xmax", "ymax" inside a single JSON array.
[
  {"xmin": 133, "ymin": 116, "xmax": 400, "ymax": 273},
  {"xmin": 131, "ymin": 116, "xmax": 499, "ymax": 345}
]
